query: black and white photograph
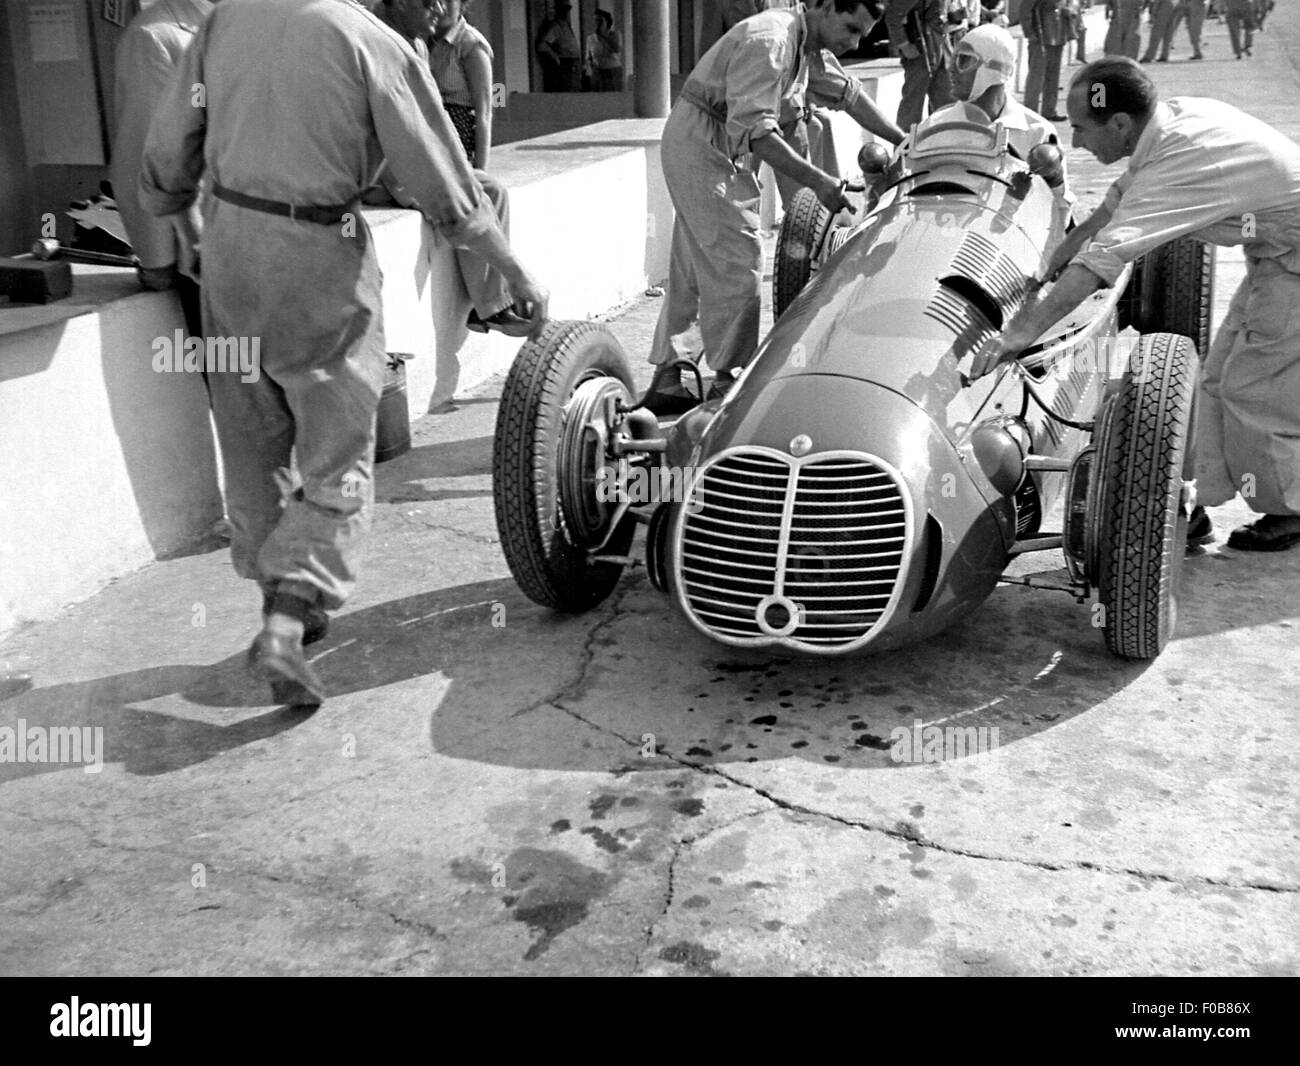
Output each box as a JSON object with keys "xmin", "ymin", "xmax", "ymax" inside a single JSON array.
[{"xmin": 0, "ymin": 0, "xmax": 1295, "ymax": 1019}]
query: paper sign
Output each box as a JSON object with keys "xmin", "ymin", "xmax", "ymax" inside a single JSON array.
[{"xmin": 28, "ymin": 1, "xmax": 80, "ymax": 63}]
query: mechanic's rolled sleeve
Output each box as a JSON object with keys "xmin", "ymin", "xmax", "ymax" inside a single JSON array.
[
  {"xmin": 1074, "ymin": 139, "xmax": 1236, "ymax": 286},
  {"xmin": 807, "ymin": 50, "xmax": 861, "ymax": 112},
  {"xmin": 724, "ymin": 31, "xmax": 795, "ymax": 156}
]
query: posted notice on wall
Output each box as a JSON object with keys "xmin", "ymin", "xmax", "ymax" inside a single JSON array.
[{"xmin": 27, "ymin": 1, "xmax": 80, "ymax": 63}]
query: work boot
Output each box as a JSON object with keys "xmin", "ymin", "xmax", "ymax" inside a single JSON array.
[
  {"xmin": 641, "ymin": 361, "xmax": 701, "ymax": 417},
  {"xmin": 262, "ymin": 584, "xmax": 329, "ymax": 646},
  {"xmin": 248, "ymin": 585, "xmax": 327, "ymax": 706}
]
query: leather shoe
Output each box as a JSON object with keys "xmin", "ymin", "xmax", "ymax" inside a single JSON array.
[
  {"xmin": 1186, "ymin": 505, "xmax": 1214, "ymax": 547},
  {"xmin": 247, "ymin": 631, "xmax": 326, "ymax": 705},
  {"xmin": 1226, "ymin": 514, "xmax": 1300, "ymax": 552},
  {"xmin": 262, "ymin": 587, "xmax": 329, "ymax": 646}
]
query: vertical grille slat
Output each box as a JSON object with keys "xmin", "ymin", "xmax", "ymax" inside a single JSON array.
[{"xmin": 677, "ymin": 450, "xmax": 909, "ymax": 651}]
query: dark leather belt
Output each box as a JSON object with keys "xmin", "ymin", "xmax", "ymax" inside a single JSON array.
[{"xmin": 213, "ymin": 183, "xmax": 355, "ymax": 225}]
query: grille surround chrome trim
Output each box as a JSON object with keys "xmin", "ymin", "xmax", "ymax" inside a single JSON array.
[{"xmin": 671, "ymin": 446, "xmax": 915, "ymax": 654}]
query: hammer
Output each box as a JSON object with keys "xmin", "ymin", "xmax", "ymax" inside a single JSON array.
[{"xmin": 19, "ymin": 238, "xmax": 138, "ymax": 268}]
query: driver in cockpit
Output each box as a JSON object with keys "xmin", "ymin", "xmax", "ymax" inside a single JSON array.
[
  {"xmin": 917, "ymin": 23, "xmax": 1075, "ymax": 229},
  {"xmin": 932, "ymin": 24, "xmax": 1062, "ymax": 165}
]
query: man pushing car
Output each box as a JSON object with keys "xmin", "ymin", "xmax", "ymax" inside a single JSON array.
[{"xmin": 968, "ymin": 58, "xmax": 1300, "ymax": 552}]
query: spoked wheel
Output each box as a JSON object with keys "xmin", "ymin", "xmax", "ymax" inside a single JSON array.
[
  {"xmin": 493, "ymin": 320, "xmax": 637, "ymax": 611},
  {"xmin": 1091, "ymin": 333, "xmax": 1198, "ymax": 659},
  {"xmin": 773, "ymin": 187, "xmax": 833, "ymax": 319}
]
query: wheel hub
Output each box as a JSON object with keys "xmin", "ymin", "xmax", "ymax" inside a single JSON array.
[{"xmin": 557, "ymin": 375, "xmax": 631, "ymax": 544}]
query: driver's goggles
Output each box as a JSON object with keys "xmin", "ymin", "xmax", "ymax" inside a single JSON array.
[{"xmin": 953, "ymin": 50, "xmax": 982, "ymax": 73}]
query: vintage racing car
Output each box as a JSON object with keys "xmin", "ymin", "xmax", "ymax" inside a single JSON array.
[{"xmin": 492, "ymin": 108, "xmax": 1214, "ymax": 660}]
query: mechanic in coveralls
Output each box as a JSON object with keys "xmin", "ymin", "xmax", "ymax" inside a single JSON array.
[
  {"xmin": 642, "ymin": 0, "xmax": 888, "ymax": 416},
  {"xmin": 772, "ymin": 45, "xmax": 906, "ymax": 212},
  {"xmin": 969, "ymin": 58, "xmax": 1300, "ymax": 552},
  {"xmin": 141, "ymin": 0, "xmax": 548, "ymax": 704}
]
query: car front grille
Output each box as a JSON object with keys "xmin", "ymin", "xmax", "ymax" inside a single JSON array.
[{"xmin": 676, "ymin": 449, "xmax": 910, "ymax": 652}]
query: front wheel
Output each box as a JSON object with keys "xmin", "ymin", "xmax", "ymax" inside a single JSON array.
[
  {"xmin": 1092, "ymin": 333, "xmax": 1198, "ymax": 659},
  {"xmin": 493, "ymin": 320, "xmax": 636, "ymax": 612},
  {"xmin": 773, "ymin": 187, "xmax": 832, "ymax": 318}
]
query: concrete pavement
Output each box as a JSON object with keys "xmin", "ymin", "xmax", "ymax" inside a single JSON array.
[{"xmin": 1, "ymin": 16, "xmax": 1297, "ymax": 976}]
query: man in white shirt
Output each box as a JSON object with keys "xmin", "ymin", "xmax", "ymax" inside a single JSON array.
[{"xmin": 969, "ymin": 58, "xmax": 1300, "ymax": 551}]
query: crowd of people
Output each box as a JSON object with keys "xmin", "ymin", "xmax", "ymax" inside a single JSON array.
[{"xmin": 99, "ymin": 0, "xmax": 1299, "ymax": 710}]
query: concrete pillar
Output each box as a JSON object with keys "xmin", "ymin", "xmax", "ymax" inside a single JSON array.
[{"xmin": 632, "ymin": 0, "xmax": 670, "ymax": 117}]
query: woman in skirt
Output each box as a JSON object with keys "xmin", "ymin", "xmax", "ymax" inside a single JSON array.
[{"xmin": 429, "ymin": 0, "xmax": 496, "ymax": 169}]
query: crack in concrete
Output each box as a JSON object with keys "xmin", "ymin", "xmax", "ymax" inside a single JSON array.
[
  {"xmin": 533, "ymin": 678, "xmax": 1300, "ymax": 900},
  {"xmin": 629, "ymin": 807, "xmax": 769, "ymax": 976},
  {"xmin": 510, "ymin": 580, "xmax": 634, "ymax": 721},
  {"xmin": 518, "ymin": 594, "xmax": 1300, "ymax": 899},
  {"xmin": 0, "ymin": 822, "xmax": 454, "ymax": 948},
  {"xmin": 392, "ymin": 508, "xmax": 499, "ymax": 548}
]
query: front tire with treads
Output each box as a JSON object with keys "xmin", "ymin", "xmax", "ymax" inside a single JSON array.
[
  {"xmin": 1094, "ymin": 333, "xmax": 1198, "ymax": 659},
  {"xmin": 493, "ymin": 320, "xmax": 635, "ymax": 612},
  {"xmin": 773, "ymin": 187, "xmax": 832, "ymax": 319}
]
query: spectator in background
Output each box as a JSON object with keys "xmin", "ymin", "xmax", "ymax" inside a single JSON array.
[
  {"xmin": 110, "ymin": 0, "xmax": 214, "ymax": 335},
  {"xmin": 946, "ymin": 0, "xmax": 980, "ymax": 46},
  {"xmin": 1144, "ymin": 0, "xmax": 1206, "ymax": 60},
  {"xmin": 1224, "ymin": 0, "xmax": 1254, "ymax": 57},
  {"xmin": 979, "ymin": 0, "xmax": 1009, "ymax": 26},
  {"xmin": 1066, "ymin": 0, "xmax": 1087, "ymax": 63},
  {"xmin": 373, "ymin": 0, "xmax": 528, "ymax": 342},
  {"xmin": 1022, "ymin": 0, "xmax": 1069, "ymax": 120},
  {"xmin": 1139, "ymin": 0, "xmax": 1174, "ymax": 60},
  {"xmin": 429, "ymin": 0, "xmax": 496, "ymax": 169},
  {"xmin": 536, "ymin": 1, "xmax": 582, "ymax": 91},
  {"xmin": 1103, "ymin": 0, "xmax": 1142, "ymax": 58},
  {"xmin": 585, "ymin": 9, "xmax": 625, "ymax": 91},
  {"xmin": 886, "ymin": 0, "xmax": 955, "ymax": 131}
]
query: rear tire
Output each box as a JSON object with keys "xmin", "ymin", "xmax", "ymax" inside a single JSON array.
[
  {"xmin": 493, "ymin": 320, "xmax": 636, "ymax": 612},
  {"xmin": 773, "ymin": 187, "xmax": 832, "ymax": 318},
  {"xmin": 1121, "ymin": 236, "xmax": 1215, "ymax": 357},
  {"xmin": 1093, "ymin": 333, "xmax": 1198, "ymax": 659}
]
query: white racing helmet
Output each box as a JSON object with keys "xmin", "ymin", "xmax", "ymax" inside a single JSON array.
[{"xmin": 956, "ymin": 25, "xmax": 1017, "ymax": 102}]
